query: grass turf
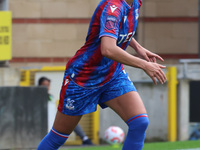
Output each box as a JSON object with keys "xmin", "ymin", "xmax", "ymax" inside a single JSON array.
[{"xmin": 64, "ymin": 140, "xmax": 200, "ymax": 150}]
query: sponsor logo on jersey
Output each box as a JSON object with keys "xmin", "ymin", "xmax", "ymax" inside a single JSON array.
[
  {"xmin": 110, "ymin": 5, "xmax": 118, "ymax": 13},
  {"xmin": 105, "ymin": 15, "xmax": 117, "ymax": 30},
  {"xmin": 118, "ymin": 31, "xmax": 135, "ymax": 44},
  {"xmin": 66, "ymin": 98, "xmax": 75, "ymax": 110}
]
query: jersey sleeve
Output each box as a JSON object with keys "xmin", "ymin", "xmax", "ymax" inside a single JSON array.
[{"xmin": 99, "ymin": 2, "xmax": 123, "ymax": 40}]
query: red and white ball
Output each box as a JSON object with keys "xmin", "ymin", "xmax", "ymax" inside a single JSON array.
[{"xmin": 104, "ymin": 126, "xmax": 125, "ymax": 145}]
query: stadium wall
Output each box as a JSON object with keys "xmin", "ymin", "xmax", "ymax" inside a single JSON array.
[
  {"xmin": 0, "ymin": 68, "xmax": 48, "ymax": 149},
  {"xmin": 0, "ymin": 86, "xmax": 48, "ymax": 149},
  {"xmin": 8, "ymin": 0, "xmax": 199, "ymax": 66},
  {"xmin": 0, "ymin": 68, "xmax": 20, "ymax": 86}
]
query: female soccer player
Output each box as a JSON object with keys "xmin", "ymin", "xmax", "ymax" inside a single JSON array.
[{"xmin": 37, "ymin": 0, "xmax": 166, "ymax": 149}]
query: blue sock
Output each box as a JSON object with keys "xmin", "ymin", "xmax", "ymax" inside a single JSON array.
[
  {"xmin": 37, "ymin": 128, "xmax": 69, "ymax": 150},
  {"xmin": 122, "ymin": 114, "xmax": 149, "ymax": 150}
]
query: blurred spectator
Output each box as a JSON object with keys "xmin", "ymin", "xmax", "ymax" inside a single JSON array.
[{"xmin": 38, "ymin": 77, "xmax": 57, "ymax": 131}]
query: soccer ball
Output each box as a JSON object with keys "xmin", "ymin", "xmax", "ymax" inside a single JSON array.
[{"xmin": 104, "ymin": 126, "xmax": 125, "ymax": 145}]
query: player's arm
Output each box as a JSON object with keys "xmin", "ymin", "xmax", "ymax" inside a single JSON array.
[
  {"xmin": 129, "ymin": 38, "xmax": 164, "ymax": 63},
  {"xmin": 101, "ymin": 36, "xmax": 166, "ymax": 85}
]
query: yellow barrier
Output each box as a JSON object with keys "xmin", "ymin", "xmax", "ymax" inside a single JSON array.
[
  {"xmin": 167, "ymin": 67, "xmax": 178, "ymax": 142},
  {"xmin": 92, "ymin": 106, "xmax": 100, "ymax": 144},
  {"xmin": 20, "ymin": 70, "xmax": 31, "ymax": 86},
  {"xmin": 0, "ymin": 11, "xmax": 12, "ymax": 61}
]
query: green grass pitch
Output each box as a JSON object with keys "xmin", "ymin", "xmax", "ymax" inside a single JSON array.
[{"xmin": 64, "ymin": 140, "xmax": 200, "ymax": 150}]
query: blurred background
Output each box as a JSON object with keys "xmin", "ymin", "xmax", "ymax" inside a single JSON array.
[{"xmin": 0, "ymin": 0, "xmax": 200, "ymax": 149}]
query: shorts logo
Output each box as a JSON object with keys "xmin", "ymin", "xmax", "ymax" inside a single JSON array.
[
  {"xmin": 64, "ymin": 78, "xmax": 69, "ymax": 86},
  {"xmin": 66, "ymin": 98, "xmax": 75, "ymax": 110},
  {"xmin": 105, "ymin": 15, "xmax": 117, "ymax": 30}
]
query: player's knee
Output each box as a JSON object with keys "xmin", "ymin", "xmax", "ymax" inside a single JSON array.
[
  {"xmin": 138, "ymin": 116, "xmax": 149, "ymax": 131},
  {"xmin": 127, "ymin": 114, "xmax": 149, "ymax": 132}
]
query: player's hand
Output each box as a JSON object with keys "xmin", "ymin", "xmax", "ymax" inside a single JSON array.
[
  {"xmin": 136, "ymin": 47, "xmax": 164, "ymax": 63},
  {"xmin": 143, "ymin": 61, "xmax": 166, "ymax": 85}
]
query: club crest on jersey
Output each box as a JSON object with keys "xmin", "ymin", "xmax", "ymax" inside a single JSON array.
[
  {"xmin": 105, "ymin": 15, "xmax": 117, "ymax": 30},
  {"xmin": 65, "ymin": 98, "xmax": 75, "ymax": 110},
  {"xmin": 110, "ymin": 5, "xmax": 117, "ymax": 13}
]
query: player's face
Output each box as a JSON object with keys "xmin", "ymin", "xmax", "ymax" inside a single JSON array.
[{"xmin": 41, "ymin": 80, "xmax": 50, "ymax": 91}]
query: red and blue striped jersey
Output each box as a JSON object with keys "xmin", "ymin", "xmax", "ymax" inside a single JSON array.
[{"xmin": 66, "ymin": 0, "xmax": 142, "ymax": 88}]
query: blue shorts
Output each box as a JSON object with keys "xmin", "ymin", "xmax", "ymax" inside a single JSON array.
[{"xmin": 58, "ymin": 70, "xmax": 137, "ymax": 116}]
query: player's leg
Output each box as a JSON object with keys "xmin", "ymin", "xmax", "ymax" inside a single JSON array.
[
  {"xmin": 74, "ymin": 124, "xmax": 87, "ymax": 139},
  {"xmin": 38, "ymin": 72, "xmax": 102, "ymax": 150},
  {"xmin": 53, "ymin": 111, "xmax": 82, "ymax": 134},
  {"xmin": 37, "ymin": 73, "xmax": 83, "ymax": 150},
  {"xmin": 37, "ymin": 111, "xmax": 82, "ymax": 150},
  {"xmin": 104, "ymin": 91, "xmax": 147, "ymax": 121},
  {"xmin": 104, "ymin": 91, "xmax": 149, "ymax": 150},
  {"xmin": 74, "ymin": 124, "xmax": 93, "ymax": 145}
]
